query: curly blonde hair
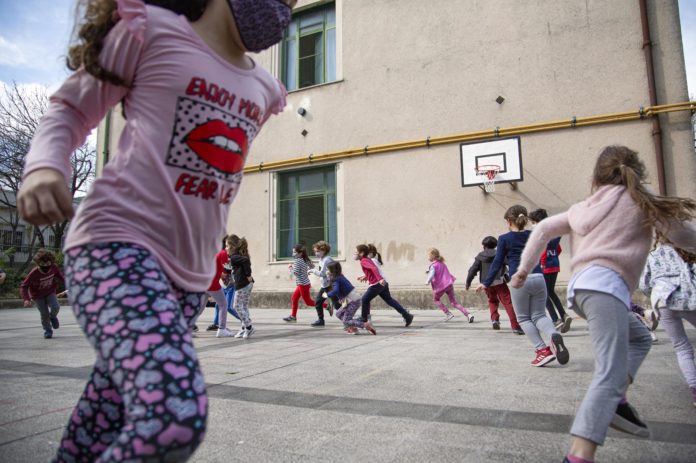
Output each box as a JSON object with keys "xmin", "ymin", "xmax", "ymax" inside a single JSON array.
[{"xmin": 67, "ymin": 0, "xmax": 209, "ymax": 86}]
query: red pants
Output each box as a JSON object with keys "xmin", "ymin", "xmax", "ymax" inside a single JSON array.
[
  {"xmin": 291, "ymin": 284, "xmax": 315, "ymax": 317},
  {"xmin": 485, "ymin": 283, "xmax": 521, "ymax": 330}
]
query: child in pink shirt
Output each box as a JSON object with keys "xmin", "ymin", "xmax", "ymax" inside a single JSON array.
[
  {"xmin": 425, "ymin": 248, "xmax": 473, "ymax": 322},
  {"xmin": 514, "ymin": 145, "xmax": 696, "ymax": 463},
  {"xmin": 17, "ymin": 1, "xmax": 296, "ymax": 461}
]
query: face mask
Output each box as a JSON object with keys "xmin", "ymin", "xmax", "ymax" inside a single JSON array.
[
  {"xmin": 227, "ymin": 0, "xmax": 292, "ymax": 53},
  {"xmin": 39, "ymin": 265, "xmax": 51, "ymax": 272},
  {"xmin": 315, "ymin": 251, "xmax": 324, "ymax": 258},
  {"xmin": 353, "ymin": 253, "xmax": 360, "ymax": 261}
]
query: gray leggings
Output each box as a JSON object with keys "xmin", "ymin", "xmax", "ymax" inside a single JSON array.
[
  {"xmin": 35, "ymin": 294, "xmax": 60, "ymax": 331},
  {"xmin": 509, "ymin": 273, "xmax": 556, "ymax": 350},
  {"xmin": 570, "ymin": 290, "xmax": 653, "ymax": 445}
]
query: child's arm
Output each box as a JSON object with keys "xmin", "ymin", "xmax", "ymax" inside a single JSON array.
[
  {"xmin": 19, "ymin": 272, "xmax": 33, "ymax": 307},
  {"xmin": 516, "ymin": 212, "xmax": 572, "ymax": 285},
  {"xmin": 425, "ymin": 265, "xmax": 435, "ymax": 285},
  {"xmin": 639, "ymin": 256, "xmax": 653, "ymax": 295},
  {"xmin": 465, "ymin": 257, "xmax": 481, "ymax": 290},
  {"xmin": 19, "ymin": 12, "xmax": 145, "ymax": 225}
]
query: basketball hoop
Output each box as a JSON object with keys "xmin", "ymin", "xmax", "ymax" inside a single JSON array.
[{"xmin": 475, "ymin": 165, "xmax": 500, "ymax": 193}]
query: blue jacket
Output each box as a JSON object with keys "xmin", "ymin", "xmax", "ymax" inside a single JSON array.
[
  {"xmin": 327, "ymin": 275, "xmax": 355, "ymax": 299},
  {"xmin": 483, "ymin": 230, "xmax": 542, "ymax": 287}
]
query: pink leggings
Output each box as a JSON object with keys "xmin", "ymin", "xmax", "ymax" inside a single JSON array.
[{"xmin": 433, "ymin": 285, "xmax": 470, "ymax": 316}]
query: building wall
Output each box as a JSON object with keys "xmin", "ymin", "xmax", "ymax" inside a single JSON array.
[{"xmin": 97, "ymin": 0, "xmax": 695, "ymax": 299}]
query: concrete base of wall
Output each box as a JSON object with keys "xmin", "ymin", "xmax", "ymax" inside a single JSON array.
[{"xmin": 0, "ymin": 289, "xmax": 650, "ymax": 310}]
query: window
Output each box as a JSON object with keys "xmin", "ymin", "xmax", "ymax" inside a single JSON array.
[
  {"xmin": 277, "ymin": 166, "xmax": 337, "ymax": 259},
  {"xmin": 1, "ymin": 230, "xmax": 11, "ymax": 247},
  {"xmin": 282, "ymin": 2, "xmax": 336, "ymax": 91}
]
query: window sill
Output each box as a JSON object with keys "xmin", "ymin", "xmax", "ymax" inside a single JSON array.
[{"xmin": 287, "ymin": 79, "xmax": 344, "ymax": 94}]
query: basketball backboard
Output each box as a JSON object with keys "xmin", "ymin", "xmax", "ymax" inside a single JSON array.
[{"xmin": 460, "ymin": 136, "xmax": 523, "ymax": 189}]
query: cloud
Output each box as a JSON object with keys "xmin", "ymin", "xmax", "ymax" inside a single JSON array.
[{"xmin": 0, "ymin": 36, "xmax": 27, "ymax": 68}]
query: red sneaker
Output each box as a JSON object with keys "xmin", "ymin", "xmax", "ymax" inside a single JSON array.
[{"xmin": 531, "ymin": 346, "xmax": 556, "ymax": 367}]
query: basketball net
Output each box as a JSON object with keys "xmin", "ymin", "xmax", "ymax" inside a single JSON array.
[{"xmin": 475, "ymin": 165, "xmax": 500, "ymax": 193}]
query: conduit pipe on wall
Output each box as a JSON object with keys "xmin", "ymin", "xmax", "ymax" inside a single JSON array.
[
  {"xmin": 639, "ymin": 0, "xmax": 666, "ymax": 195},
  {"xmin": 243, "ymin": 101, "xmax": 696, "ymax": 174}
]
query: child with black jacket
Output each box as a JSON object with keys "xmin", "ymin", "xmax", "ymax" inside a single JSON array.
[
  {"xmin": 229, "ymin": 235, "xmax": 255, "ymax": 339},
  {"xmin": 466, "ymin": 236, "xmax": 522, "ymax": 333}
]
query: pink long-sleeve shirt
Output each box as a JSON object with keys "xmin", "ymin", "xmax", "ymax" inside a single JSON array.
[
  {"xmin": 23, "ymin": 1, "xmax": 285, "ymax": 291},
  {"xmin": 360, "ymin": 257, "xmax": 383, "ymax": 286}
]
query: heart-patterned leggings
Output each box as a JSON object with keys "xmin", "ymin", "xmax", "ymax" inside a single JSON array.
[{"xmin": 55, "ymin": 243, "xmax": 207, "ymax": 463}]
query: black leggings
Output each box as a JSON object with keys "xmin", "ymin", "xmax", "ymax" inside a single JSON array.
[
  {"xmin": 544, "ymin": 272, "xmax": 566, "ymax": 322},
  {"xmin": 314, "ymin": 287, "xmax": 339, "ymax": 321},
  {"xmin": 361, "ymin": 282, "xmax": 409, "ymax": 322}
]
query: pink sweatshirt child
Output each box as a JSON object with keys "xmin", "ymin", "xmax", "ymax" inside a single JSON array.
[
  {"xmin": 22, "ymin": 3, "xmax": 286, "ymax": 292},
  {"xmin": 518, "ymin": 185, "xmax": 696, "ymax": 292}
]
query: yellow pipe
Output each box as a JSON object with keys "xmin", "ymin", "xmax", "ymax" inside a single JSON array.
[{"xmin": 243, "ymin": 102, "xmax": 696, "ymax": 173}]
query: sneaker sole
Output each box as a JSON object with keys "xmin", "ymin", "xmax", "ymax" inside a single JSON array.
[
  {"xmin": 492, "ymin": 323, "xmax": 500, "ymax": 330},
  {"xmin": 610, "ymin": 415, "xmax": 650, "ymax": 438},
  {"xmin": 283, "ymin": 320, "xmax": 297, "ymax": 323},
  {"xmin": 550, "ymin": 333, "xmax": 569, "ymax": 365}
]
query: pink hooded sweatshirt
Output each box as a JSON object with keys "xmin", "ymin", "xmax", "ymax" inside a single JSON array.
[{"xmin": 518, "ymin": 185, "xmax": 696, "ymax": 292}]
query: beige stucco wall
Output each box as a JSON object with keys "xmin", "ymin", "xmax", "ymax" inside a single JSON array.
[
  {"xmin": 229, "ymin": 0, "xmax": 695, "ymax": 293},
  {"xmin": 96, "ymin": 0, "xmax": 695, "ymax": 296}
]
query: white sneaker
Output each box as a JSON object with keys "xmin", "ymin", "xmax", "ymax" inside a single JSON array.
[
  {"xmin": 216, "ymin": 328, "xmax": 234, "ymax": 338},
  {"xmin": 234, "ymin": 328, "xmax": 246, "ymax": 338},
  {"xmin": 242, "ymin": 326, "xmax": 255, "ymax": 339},
  {"xmin": 444, "ymin": 312, "xmax": 455, "ymax": 322},
  {"xmin": 467, "ymin": 314, "xmax": 475, "ymax": 323},
  {"xmin": 650, "ymin": 331, "xmax": 658, "ymax": 343}
]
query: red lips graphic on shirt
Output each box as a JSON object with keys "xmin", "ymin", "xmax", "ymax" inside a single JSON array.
[{"xmin": 184, "ymin": 120, "xmax": 249, "ymax": 174}]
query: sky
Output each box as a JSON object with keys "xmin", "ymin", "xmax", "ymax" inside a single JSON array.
[{"xmin": 0, "ymin": 0, "xmax": 695, "ymax": 97}]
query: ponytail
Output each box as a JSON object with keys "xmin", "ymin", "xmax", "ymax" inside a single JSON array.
[
  {"xmin": 504, "ymin": 205, "xmax": 528, "ymax": 230},
  {"xmin": 593, "ymin": 146, "xmax": 696, "ymax": 229}
]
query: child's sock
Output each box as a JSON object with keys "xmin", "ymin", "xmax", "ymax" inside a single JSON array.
[{"xmin": 565, "ymin": 455, "xmax": 594, "ymax": 463}]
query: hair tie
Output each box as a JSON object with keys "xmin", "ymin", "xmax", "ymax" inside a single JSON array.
[{"xmin": 518, "ymin": 213, "xmax": 525, "ymax": 218}]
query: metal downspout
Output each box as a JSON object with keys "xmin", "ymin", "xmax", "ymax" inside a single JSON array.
[
  {"xmin": 639, "ymin": 0, "xmax": 666, "ymax": 195},
  {"xmin": 102, "ymin": 109, "xmax": 112, "ymax": 175}
]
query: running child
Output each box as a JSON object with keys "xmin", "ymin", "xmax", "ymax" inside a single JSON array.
[
  {"xmin": 20, "ymin": 248, "xmax": 65, "ymax": 339},
  {"xmin": 426, "ymin": 247, "xmax": 474, "ymax": 322},
  {"xmin": 476, "ymin": 206, "xmax": 568, "ymax": 367},
  {"xmin": 513, "ymin": 145, "xmax": 696, "ymax": 462},
  {"xmin": 529, "ymin": 208, "xmax": 572, "ymax": 333},
  {"xmin": 210, "ymin": 237, "xmax": 241, "ymax": 333},
  {"xmin": 283, "ymin": 244, "xmax": 316, "ymax": 322},
  {"xmin": 203, "ymin": 236, "xmax": 238, "ymax": 338},
  {"xmin": 229, "ymin": 235, "xmax": 255, "ymax": 338},
  {"xmin": 356, "ymin": 244, "xmax": 413, "ymax": 326},
  {"xmin": 308, "ymin": 240, "xmax": 338, "ymax": 327},
  {"xmin": 16, "ymin": 0, "xmax": 295, "ymax": 460},
  {"xmin": 326, "ymin": 261, "xmax": 377, "ymax": 335},
  {"xmin": 466, "ymin": 236, "xmax": 522, "ymax": 333},
  {"xmin": 640, "ymin": 239, "xmax": 696, "ymax": 407}
]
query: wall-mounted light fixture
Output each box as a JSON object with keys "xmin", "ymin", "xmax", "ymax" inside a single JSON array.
[
  {"xmin": 297, "ymin": 107, "xmax": 307, "ymax": 116},
  {"xmin": 495, "ymin": 96, "xmax": 505, "ymax": 105}
]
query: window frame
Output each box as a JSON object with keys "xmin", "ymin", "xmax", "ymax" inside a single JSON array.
[
  {"xmin": 272, "ymin": 164, "xmax": 343, "ymax": 262},
  {"xmin": 281, "ymin": 1, "xmax": 337, "ymax": 91}
]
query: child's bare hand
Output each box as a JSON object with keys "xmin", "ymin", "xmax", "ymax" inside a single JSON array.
[
  {"xmin": 357, "ymin": 275, "xmax": 366, "ymax": 283},
  {"xmin": 23, "ymin": 300, "xmax": 32, "ymax": 308},
  {"xmin": 510, "ymin": 271, "xmax": 528, "ymax": 289},
  {"xmin": 18, "ymin": 168, "xmax": 74, "ymax": 225},
  {"xmin": 474, "ymin": 284, "xmax": 486, "ymax": 293}
]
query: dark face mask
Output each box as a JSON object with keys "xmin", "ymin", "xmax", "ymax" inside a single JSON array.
[
  {"xmin": 227, "ymin": 0, "xmax": 292, "ymax": 53},
  {"xmin": 39, "ymin": 265, "xmax": 52, "ymax": 272}
]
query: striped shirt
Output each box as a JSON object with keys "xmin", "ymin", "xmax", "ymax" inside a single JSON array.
[{"xmin": 292, "ymin": 257, "xmax": 312, "ymax": 286}]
